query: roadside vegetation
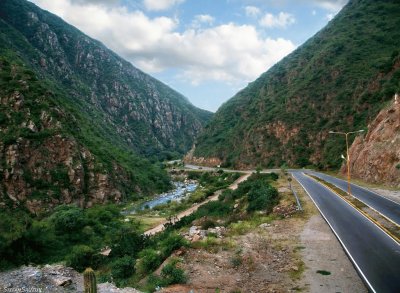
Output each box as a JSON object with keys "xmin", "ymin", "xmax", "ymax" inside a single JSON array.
[{"xmin": 0, "ymin": 170, "xmax": 250, "ymax": 292}]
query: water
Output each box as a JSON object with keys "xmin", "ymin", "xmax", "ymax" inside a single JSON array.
[{"xmin": 124, "ymin": 181, "xmax": 198, "ymax": 214}]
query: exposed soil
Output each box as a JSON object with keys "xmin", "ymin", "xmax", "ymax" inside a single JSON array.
[{"xmin": 157, "ymin": 174, "xmax": 368, "ymax": 293}]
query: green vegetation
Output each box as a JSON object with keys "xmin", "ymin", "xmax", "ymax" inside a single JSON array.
[
  {"xmin": 145, "ymin": 258, "xmax": 187, "ymax": 291},
  {"xmin": 0, "ymin": 202, "xmax": 189, "ymax": 290},
  {"xmin": 0, "ymin": 0, "xmax": 211, "ymax": 160},
  {"xmin": 0, "ymin": 52, "xmax": 172, "ymax": 204},
  {"xmin": 0, "ymin": 171, "xmax": 281, "ymax": 292},
  {"xmin": 194, "ymin": 0, "xmax": 400, "ymax": 170},
  {"xmin": 132, "ymin": 171, "xmax": 241, "ymax": 219}
]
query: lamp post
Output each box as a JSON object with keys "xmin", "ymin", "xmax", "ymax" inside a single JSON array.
[{"xmin": 329, "ymin": 130, "xmax": 364, "ymax": 196}]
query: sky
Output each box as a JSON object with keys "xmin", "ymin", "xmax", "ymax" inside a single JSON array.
[{"xmin": 30, "ymin": 0, "xmax": 348, "ymax": 112}]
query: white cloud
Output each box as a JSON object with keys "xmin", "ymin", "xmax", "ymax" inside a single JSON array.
[
  {"xmin": 143, "ymin": 0, "xmax": 184, "ymax": 11},
  {"xmin": 191, "ymin": 14, "xmax": 215, "ymax": 28},
  {"xmin": 245, "ymin": 6, "xmax": 261, "ymax": 17},
  {"xmin": 31, "ymin": 0, "xmax": 296, "ymax": 85},
  {"xmin": 326, "ymin": 12, "xmax": 335, "ymax": 20},
  {"xmin": 312, "ymin": 10, "xmax": 317, "ymax": 16},
  {"xmin": 311, "ymin": 0, "xmax": 348, "ymax": 12},
  {"xmin": 259, "ymin": 12, "xmax": 295, "ymax": 29}
]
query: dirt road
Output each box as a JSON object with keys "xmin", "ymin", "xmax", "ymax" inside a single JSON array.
[{"xmin": 144, "ymin": 172, "xmax": 251, "ymax": 236}]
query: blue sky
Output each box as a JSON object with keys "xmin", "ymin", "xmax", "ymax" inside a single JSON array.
[{"xmin": 31, "ymin": 0, "xmax": 348, "ymax": 112}]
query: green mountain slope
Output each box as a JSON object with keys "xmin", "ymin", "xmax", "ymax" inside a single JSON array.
[
  {"xmin": 0, "ymin": 0, "xmax": 211, "ymax": 212},
  {"xmin": 193, "ymin": 0, "xmax": 400, "ymax": 169},
  {"xmin": 0, "ymin": 0, "xmax": 211, "ymax": 159}
]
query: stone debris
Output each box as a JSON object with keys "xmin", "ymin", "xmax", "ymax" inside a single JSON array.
[
  {"xmin": 273, "ymin": 204, "xmax": 298, "ymax": 218},
  {"xmin": 183, "ymin": 225, "xmax": 226, "ymax": 242},
  {"xmin": 0, "ymin": 264, "xmax": 143, "ymax": 293}
]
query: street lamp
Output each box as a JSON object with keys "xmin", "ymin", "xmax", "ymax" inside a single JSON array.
[{"xmin": 329, "ymin": 129, "xmax": 365, "ymax": 196}]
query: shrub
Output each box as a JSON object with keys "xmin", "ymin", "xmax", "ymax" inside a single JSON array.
[
  {"xmin": 197, "ymin": 201, "xmax": 232, "ymax": 217},
  {"xmin": 111, "ymin": 256, "xmax": 135, "ymax": 279},
  {"xmin": 160, "ymin": 259, "xmax": 187, "ymax": 285},
  {"xmin": 138, "ymin": 248, "xmax": 161, "ymax": 274},
  {"xmin": 247, "ymin": 185, "xmax": 278, "ymax": 213},
  {"xmin": 159, "ymin": 233, "xmax": 187, "ymax": 257},
  {"xmin": 52, "ymin": 206, "xmax": 87, "ymax": 235},
  {"xmin": 200, "ymin": 219, "xmax": 216, "ymax": 230},
  {"xmin": 66, "ymin": 245, "xmax": 95, "ymax": 272},
  {"xmin": 110, "ymin": 229, "xmax": 146, "ymax": 258}
]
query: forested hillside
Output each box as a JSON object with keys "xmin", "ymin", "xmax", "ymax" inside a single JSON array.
[{"xmin": 193, "ymin": 0, "xmax": 400, "ymax": 169}]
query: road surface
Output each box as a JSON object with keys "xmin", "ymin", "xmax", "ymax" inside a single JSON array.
[
  {"xmin": 307, "ymin": 171, "xmax": 400, "ymax": 225},
  {"xmin": 292, "ymin": 171, "xmax": 400, "ymax": 293}
]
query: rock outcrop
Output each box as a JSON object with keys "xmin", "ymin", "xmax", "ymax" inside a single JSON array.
[
  {"xmin": 0, "ymin": 264, "xmax": 143, "ymax": 293},
  {"xmin": 343, "ymin": 96, "xmax": 400, "ymax": 187},
  {"xmin": 0, "ymin": 0, "xmax": 212, "ymax": 212}
]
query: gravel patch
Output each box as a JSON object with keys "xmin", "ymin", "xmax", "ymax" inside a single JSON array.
[{"xmin": 299, "ymin": 215, "xmax": 367, "ymax": 293}]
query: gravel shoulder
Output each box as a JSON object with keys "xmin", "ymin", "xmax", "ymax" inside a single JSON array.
[{"xmin": 291, "ymin": 177, "xmax": 367, "ymax": 293}]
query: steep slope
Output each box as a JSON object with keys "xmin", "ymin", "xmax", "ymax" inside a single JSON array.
[
  {"xmin": 192, "ymin": 0, "xmax": 400, "ymax": 169},
  {"xmin": 342, "ymin": 95, "xmax": 400, "ymax": 187},
  {"xmin": 0, "ymin": 0, "xmax": 211, "ymax": 213},
  {"xmin": 0, "ymin": 0, "xmax": 211, "ymax": 159}
]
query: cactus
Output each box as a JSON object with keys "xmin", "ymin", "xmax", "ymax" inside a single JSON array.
[{"xmin": 83, "ymin": 267, "xmax": 97, "ymax": 293}]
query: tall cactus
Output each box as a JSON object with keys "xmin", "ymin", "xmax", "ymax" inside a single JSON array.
[{"xmin": 83, "ymin": 267, "xmax": 97, "ymax": 293}]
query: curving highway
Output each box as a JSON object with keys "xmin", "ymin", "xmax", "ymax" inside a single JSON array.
[
  {"xmin": 307, "ymin": 171, "xmax": 400, "ymax": 225},
  {"xmin": 292, "ymin": 171, "xmax": 400, "ymax": 293}
]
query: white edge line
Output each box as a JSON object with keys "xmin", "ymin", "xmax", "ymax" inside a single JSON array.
[
  {"xmin": 304, "ymin": 173, "xmax": 400, "ymax": 247},
  {"xmin": 308, "ymin": 172, "xmax": 400, "ymax": 227},
  {"xmin": 311, "ymin": 171, "xmax": 400, "ymax": 208},
  {"xmin": 292, "ymin": 172, "xmax": 377, "ymax": 293}
]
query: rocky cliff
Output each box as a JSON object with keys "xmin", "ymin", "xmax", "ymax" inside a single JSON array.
[
  {"xmin": 192, "ymin": 0, "xmax": 400, "ymax": 169},
  {"xmin": 0, "ymin": 0, "xmax": 211, "ymax": 213},
  {"xmin": 0, "ymin": 0, "xmax": 211, "ymax": 158},
  {"xmin": 343, "ymin": 95, "xmax": 400, "ymax": 187}
]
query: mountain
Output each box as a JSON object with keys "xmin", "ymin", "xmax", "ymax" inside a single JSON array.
[
  {"xmin": 342, "ymin": 96, "xmax": 400, "ymax": 187},
  {"xmin": 191, "ymin": 0, "xmax": 400, "ymax": 170},
  {"xmin": 0, "ymin": 0, "xmax": 211, "ymax": 213}
]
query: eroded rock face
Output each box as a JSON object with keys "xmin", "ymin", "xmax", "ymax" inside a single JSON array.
[
  {"xmin": 0, "ymin": 89, "xmax": 129, "ymax": 213},
  {"xmin": 343, "ymin": 98, "xmax": 400, "ymax": 187},
  {"xmin": 183, "ymin": 145, "xmax": 222, "ymax": 167}
]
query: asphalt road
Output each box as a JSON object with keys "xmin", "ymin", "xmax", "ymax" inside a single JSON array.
[
  {"xmin": 307, "ymin": 171, "xmax": 400, "ymax": 225},
  {"xmin": 292, "ymin": 171, "xmax": 400, "ymax": 293}
]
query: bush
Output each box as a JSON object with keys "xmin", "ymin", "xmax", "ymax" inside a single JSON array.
[
  {"xmin": 247, "ymin": 185, "xmax": 278, "ymax": 213},
  {"xmin": 111, "ymin": 256, "xmax": 135, "ymax": 279},
  {"xmin": 66, "ymin": 245, "xmax": 95, "ymax": 272},
  {"xmin": 200, "ymin": 219, "xmax": 216, "ymax": 230},
  {"xmin": 52, "ymin": 206, "xmax": 87, "ymax": 235},
  {"xmin": 110, "ymin": 229, "xmax": 146, "ymax": 258},
  {"xmin": 159, "ymin": 233, "xmax": 187, "ymax": 257},
  {"xmin": 160, "ymin": 259, "xmax": 187, "ymax": 285},
  {"xmin": 197, "ymin": 201, "xmax": 231, "ymax": 217},
  {"xmin": 138, "ymin": 248, "xmax": 161, "ymax": 274}
]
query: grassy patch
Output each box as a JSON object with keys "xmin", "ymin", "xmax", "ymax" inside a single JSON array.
[{"xmin": 289, "ymin": 260, "xmax": 306, "ymax": 280}]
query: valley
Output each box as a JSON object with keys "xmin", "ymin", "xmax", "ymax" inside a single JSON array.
[{"xmin": 1, "ymin": 0, "xmax": 400, "ymax": 292}]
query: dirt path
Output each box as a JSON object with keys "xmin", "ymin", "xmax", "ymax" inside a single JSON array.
[{"xmin": 144, "ymin": 173, "xmax": 251, "ymax": 236}]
